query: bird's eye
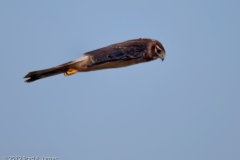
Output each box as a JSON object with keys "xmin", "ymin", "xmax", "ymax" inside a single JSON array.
[{"xmin": 157, "ymin": 49, "xmax": 161, "ymax": 54}]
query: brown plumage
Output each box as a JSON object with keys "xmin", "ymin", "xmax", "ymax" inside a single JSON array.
[{"xmin": 24, "ymin": 38, "xmax": 165, "ymax": 83}]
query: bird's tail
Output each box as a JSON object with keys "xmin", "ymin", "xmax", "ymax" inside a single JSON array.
[{"xmin": 24, "ymin": 61, "xmax": 75, "ymax": 83}]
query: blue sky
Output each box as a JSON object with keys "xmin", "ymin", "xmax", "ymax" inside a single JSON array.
[{"xmin": 0, "ymin": 0, "xmax": 239, "ymax": 160}]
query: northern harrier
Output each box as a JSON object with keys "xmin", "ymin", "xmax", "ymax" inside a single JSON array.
[{"xmin": 24, "ymin": 38, "xmax": 165, "ymax": 82}]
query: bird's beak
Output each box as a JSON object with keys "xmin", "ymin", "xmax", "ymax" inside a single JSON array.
[{"xmin": 157, "ymin": 53, "xmax": 165, "ymax": 61}]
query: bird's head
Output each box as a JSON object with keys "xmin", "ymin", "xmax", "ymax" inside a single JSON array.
[{"xmin": 152, "ymin": 41, "xmax": 165, "ymax": 61}]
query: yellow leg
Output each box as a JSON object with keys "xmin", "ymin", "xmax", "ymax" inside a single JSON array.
[{"xmin": 64, "ymin": 68, "xmax": 79, "ymax": 76}]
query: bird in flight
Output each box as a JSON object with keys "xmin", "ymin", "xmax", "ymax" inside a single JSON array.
[{"xmin": 24, "ymin": 38, "xmax": 165, "ymax": 83}]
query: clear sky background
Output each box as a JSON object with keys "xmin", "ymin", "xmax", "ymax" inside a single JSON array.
[{"xmin": 0, "ymin": 0, "xmax": 239, "ymax": 160}]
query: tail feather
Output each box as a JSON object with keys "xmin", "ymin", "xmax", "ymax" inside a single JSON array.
[{"xmin": 24, "ymin": 61, "xmax": 73, "ymax": 83}]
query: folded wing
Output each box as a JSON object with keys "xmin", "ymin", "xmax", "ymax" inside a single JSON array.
[{"xmin": 85, "ymin": 40, "xmax": 148, "ymax": 67}]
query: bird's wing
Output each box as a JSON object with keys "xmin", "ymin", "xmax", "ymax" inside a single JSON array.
[{"xmin": 84, "ymin": 42, "xmax": 148, "ymax": 67}]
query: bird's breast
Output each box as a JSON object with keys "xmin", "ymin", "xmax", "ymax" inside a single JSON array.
[{"xmin": 81, "ymin": 59, "xmax": 149, "ymax": 72}]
